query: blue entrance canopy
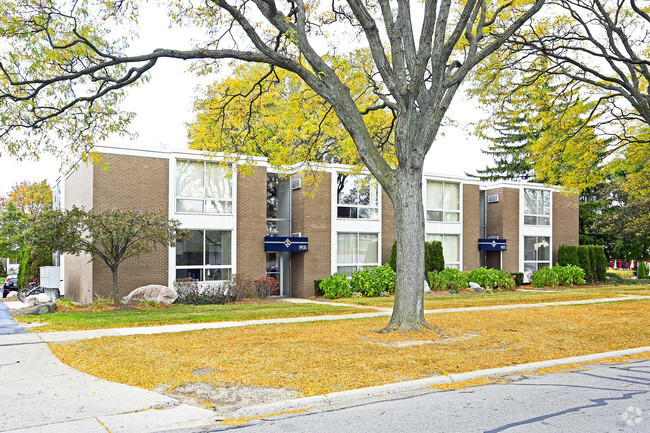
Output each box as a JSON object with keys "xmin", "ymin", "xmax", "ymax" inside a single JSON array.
[
  {"xmin": 264, "ymin": 236, "xmax": 309, "ymax": 252},
  {"xmin": 478, "ymin": 238, "xmax": 507, "ymax": 251}
]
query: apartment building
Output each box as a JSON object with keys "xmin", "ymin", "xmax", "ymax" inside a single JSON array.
[{"xmin": 55, "ymin": 146, "xmax": 579, "ymax": 302}]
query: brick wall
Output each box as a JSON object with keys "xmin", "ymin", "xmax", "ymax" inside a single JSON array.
[
  {"xmin": 236, "ymin": 166, "xmax": 267, "ymax": 278},
  {"xmin": 381, "ymin": 190, "xmax": 395, "ymax": 265},
  {"xmin": 485, "ymin": 187, "xmax": 520, "ymax": 272},
  {"xmin": 462, "ymin": 184, "xmax": 480, "ymax": 271},
  {"xmin": 91, "ymin": 153, "xmax": 170, "ymax": 299},
  {"xmin": 552, "ymin": 192, "xmax": 579, "ymax": 263},
  {"xmin": 291, "ymin": 172, "xmax": 332, "ymax": 297},
  {"xmin": 63, "ymin": 162, "xmax": 94, "ymax": 303}
]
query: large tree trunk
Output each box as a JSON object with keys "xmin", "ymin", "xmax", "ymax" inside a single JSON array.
[{"xmin": 379, "ymin": 168, "xmax": 434, "ymax": 333}]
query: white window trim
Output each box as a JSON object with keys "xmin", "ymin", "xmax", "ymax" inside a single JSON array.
[
  {"xmin": 425, "ymin": 180, "xmax": 461, "ymax": 223},
  {"xmin": 174, "ymin": 159, "xmax": 234, "ymax": 215},
  {"xmin": 523, "ymin": 188, "xmax": 551, "ymax": 226},
  {"xmin": 335, "ymin": 172, "xmax": 380, "ymax": 221},
  {"xmin": 334, "ymin": 232, "xmax": 380, "ymax": 276},
  {"xmin": 174, "ymin": 229, "xmax": 234, "ymax": 281}
]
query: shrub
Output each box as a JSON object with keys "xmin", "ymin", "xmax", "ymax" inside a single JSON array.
[
  {"xmin": 254, "ymin": 276, "xmax": 279, "ymax": 298},
  {"xmin": 174, "ymin": 280, "xmax": 236, "ymax": 305},
  {"xmin": 314, "ymin": 279, "xmax": 324, "ymax": 296},
  {"xmin": 511, "ymin": 273, "xmax": 524, "ymax": 286},
  {"xmin": 388, "ymin": 241, "xmax": 397, "ymax": 271},
  {"xmin": 530, "ymin": 266, "xmax": 559, "ymax": 287},
  {"xmin": 350, "ymin": 265, "xmax": 396, "ymax": 296},
  {"xmin": 379, "ymin": 290, "xmax": 390, "ymax": 297},
  {"xmin": 555, "ymin": 265, "xmax": 586, "ymax": 286},
  {"xmin": 467, "ymin": 268, "xmax": 515, "ymax": 291},
  {"xmin": 350, "ymin": 291, "xmax": 363, "ymax": 298},
  {"xmin": 425, "ymin": 241, "xmax": 445, "ymax": 274},
  {"xmin": 638, "ymin": 261, "xmax": 648, "ymax": 279},
  {"xmin": 428, "ymin": 268, "xmax": 469, "ymax": 294},
  {"xmin": 225, "ymin": 274, "xmax": 256, "ymax": 301},
  {"xmin": 319, "ymin": 273, "xmax": 351, "ymax": 299},
  {"xmin": 592, "ymin": 246, "xmax": 608, "ymax": 281},
  {"xmin": 588, "ymin": 247, "xmax": 598, "ymax": 282},
  {"xmin": 0, "ymin": 260, "xmax": 5, "ymax": 278},
  {"xmin": 577, "ymin": 246, "xmax": 593, "ymax": 282},
  {"xmin": 557, "ymin": 245, "xmax": 580, "ymax": 267},
  {"xmin": 605, "ymin": 272, "xmax": 624, "ymax": 285}
]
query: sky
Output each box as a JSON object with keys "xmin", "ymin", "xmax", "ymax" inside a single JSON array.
[{"xmin": 0, "ymin": 4, "xmax": 493, "ymax": 197}]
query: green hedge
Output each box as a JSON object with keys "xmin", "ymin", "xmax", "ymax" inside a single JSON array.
[
  {"xmin": 531, "ymin": 265, "xmax": 586, "ymax": 287},
  {"xmin": 428, "ymin": 268, "xmax": 469, "ymax": 294},
  {"xmin": 467, "ymin": 268, "xmax": 515, "ymax": 291}
]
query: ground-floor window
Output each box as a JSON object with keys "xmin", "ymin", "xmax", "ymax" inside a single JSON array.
[
  {"xmin": 426, "ymin": 233, "xmax": 461, "ymax": 269},
  {"xmin": 524, "ymin": 236, "xmax": 550, "ymax": 272},
  {"xmin": 175, "ymin": 230, "xmax": 232, "ymax": 281},
  {"xmin": 336, "ymin": 232, "xmax": 379, "ymax": 276}
]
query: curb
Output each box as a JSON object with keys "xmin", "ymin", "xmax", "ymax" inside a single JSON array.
[{"xmin": 232, "ymin": 345, "xmax": 650, "ymax": 419}]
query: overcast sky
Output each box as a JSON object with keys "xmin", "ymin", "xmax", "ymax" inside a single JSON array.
[{"xmin": 0, "ymin": 4, "xmax": 493, "ymax": 197}]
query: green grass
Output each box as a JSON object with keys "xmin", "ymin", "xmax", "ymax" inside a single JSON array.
[
  {"xmin": 15, "ymin": 302, "xmax": 375, "ymax": 332},
  {"xmin": 327, "ymin": 284, "xmax": 650, "ymax": 309}
]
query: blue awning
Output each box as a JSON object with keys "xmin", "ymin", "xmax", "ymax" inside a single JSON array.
[
  {"xmin": 264, "ymin": 236, "xmax": 309, "ymax": 252},
  {"xmin": 478, "ymin": 238, "xmax": 507, "ymax": 251}
]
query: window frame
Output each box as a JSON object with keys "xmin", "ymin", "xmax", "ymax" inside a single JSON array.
[
  {"xmin": 175, "ymin": 160, "xmax": 233, "ymax": 215},
  {"xmin": 336, "ymin": 173, "xmax": 380, "ymax": 220},
  {"xmin": 426, "ymin": 233, "xmax": 461, "ymax": 269},
  {"xmin": 175, "ymin": 229, "xmax": 233, "ymax": 282},
  {"xmin": 523, "ymin": 235, "xmax": 551, "ymax": 272},
  {"xmin": 426, "ymin": 180, "xmax": 461, "ymax": 223},
  {"xmin": 336, "ymin": 232, "xmax": 380, "ymax": 276},
  {"xmin": 523, "ymin": 188, "xmax": 551, "ymax": 226}
]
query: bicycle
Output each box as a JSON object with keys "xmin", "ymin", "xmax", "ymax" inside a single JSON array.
[{"xmin": 18, "ymin": 282, "xmax": 45, "ymax": 302}]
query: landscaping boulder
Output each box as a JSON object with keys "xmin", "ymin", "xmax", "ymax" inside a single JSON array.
[
  {"xmin": 123, "ymin": 285, "xmax": 178, "ymax": 304},
  {"xmin": 5, "ymin": 291, "xmax": 18, "ymax": 300},
  {"xmin": 469, "ymin": 282, "xmax": 484, "ymax": 292},
  {"xmin": 24, "ymin": 293, "xmax": 53, "ymax": 306},
  {"xmin": 29, "ymin": 301, "xmax": 56, "ymax": 315}
]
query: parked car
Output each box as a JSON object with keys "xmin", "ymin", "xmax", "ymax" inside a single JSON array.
[{"xmin": 3, "ymin": 275, "xmax": 18, "ymax": 298}]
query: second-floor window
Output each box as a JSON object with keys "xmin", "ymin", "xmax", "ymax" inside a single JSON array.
[
  {"xmin": 524, "ymin": 189, "xmax": 550, "ymax": 226},
  {"xmin": 176, "ymin": 160, "xmax": 233, "ymax": 214},
  {"xmin": 337, "ymin": 174, "xmax": 379, "ymax": 219},
  {"xmin": 426, "ymin": 181, "xmax": 460, "ymax": 222}
]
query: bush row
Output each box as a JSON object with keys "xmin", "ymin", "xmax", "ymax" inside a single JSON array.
[
  {"xmin": 427, "ymin": 267, "xmax": 516, "ymax": 293},
  {"xmin": 530, "ymin": 265, "xmax": 586, "ymax": 287},
  {"xmin": 556, "ymin": 244, "xmax": 607, "ymax": 282},
  {"xmin": 319, "ymin": 265, "xmax": 396, "ymax": 299},
  {"xmin": 174, "ymin": 274, "xmax": 279, "ymax": 304}
]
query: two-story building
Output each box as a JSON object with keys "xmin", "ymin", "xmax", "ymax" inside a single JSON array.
[{"xmin": 55, "ymin": 145, "xmax": 578, "ymax": 302}]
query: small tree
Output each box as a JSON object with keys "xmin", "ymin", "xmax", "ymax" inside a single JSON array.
[
  {"xmin": 388, "ymin": 241, "xmax": 397, "ymax": 272},
  {"xmin": 425, "ymin": 241, "xmax": 445, "ymax": 274},
  {"xmin": 577, "ymin": 246, "xmax": 593, "ymax": 282},
  {"xmin": 31, "ymin": 207, "xmax": 187, "ymax": 302},
  {"xmin": 593, "ymin": 246, "xmax": 607, "ymax": 282}
]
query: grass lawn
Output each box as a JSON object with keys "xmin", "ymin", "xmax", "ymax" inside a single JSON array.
[
  {"xmin": 15, "ymin": 302, "xmax": 375, "ymax": 332},
  {"xmin": 326, "ymin": 284, "xmax": 650, "ymax": 309},
  {"xmin": 50, "ymin": 299, "xmax": 650, "ymax": 403}
]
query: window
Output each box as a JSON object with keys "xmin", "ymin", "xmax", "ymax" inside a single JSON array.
[
  {"xmin": 524, "ymin": 236, "xmax": 550, "ymax": 272},
  {"xmin": 336, "ymin": 174, "xmax": 379, "ymax": 219},
  {"xmin": 336, "ymin": 233, "xmax": 379, "ymax": 276},
  {"xmin": 175, "ymin": 160, "xmax": 232, "ymax": 214},
  {"xmin": 426, "ymin": 181, "xmax": 460, "ymax": 222},
  {"xmin": 523, "ymin": 189, "xmax": 550, "ymax": 225},
  {"xmin": 426, "ymin": 233, "xmax": 461, "ymax": 269},
  {"xmin": 176, "ymin": 230, "xmax": 232, "ymax": 281}
]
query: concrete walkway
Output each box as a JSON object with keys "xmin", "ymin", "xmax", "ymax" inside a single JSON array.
[{"xmin": 31, "ymin": 295, "xmax": 650, "ymax": 344}]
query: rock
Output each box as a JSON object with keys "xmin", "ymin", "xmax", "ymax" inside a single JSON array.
[
  {"xmin": 123, "ymin": 285, "xmax": 178, "ymax": 304},
  {"xmin": 24, "ymin": 293, "xmax": 53, "ymax": 306},
  {"xmin": 30, "ymin": 301, "xmax": 56, "ymax": 315},
  {"xmin": 5, "ymin": 291, "xmax": 18, "ymax": 300},
  {"xmin": 469, "ymin": 282, "xmax": 484, "ymax": 292},
  {"xmin": 424, "ymin": 280, "xmax": 431, "ymax": 293}
]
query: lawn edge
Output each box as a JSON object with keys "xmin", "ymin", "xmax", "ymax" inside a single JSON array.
[{"xmin": 232, "ymin": 346, "xmax": 650, "ymax": 419}]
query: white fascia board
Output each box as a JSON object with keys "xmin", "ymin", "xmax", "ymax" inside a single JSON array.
[
  {"xmin": 480, "ymin": 180, "xmax": 564, "ymax": 193},
  {"xmin": 422, "ymin": 172, "xmax": 481, "ymax": 185}
]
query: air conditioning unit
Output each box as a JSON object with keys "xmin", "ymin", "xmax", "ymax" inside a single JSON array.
[
  {"xmin": 291, "ymin": 232, "xmax": 302, "ymax": 237},
  {"xmin": 487, "ymin": 193, "xmax": 499, "ymax": 203},
  {"xmin": 291, "ymin": 178, "xmax": 302, "ymax": 190}
]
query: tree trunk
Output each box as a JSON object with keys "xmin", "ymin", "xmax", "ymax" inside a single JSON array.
[
  {"xmin": 111, "ymin": 266, "xmax": 119, "ymax": 304},
  {"xmin": 379, "ymin": 168, "xmax": 435, "ymax": 333}
]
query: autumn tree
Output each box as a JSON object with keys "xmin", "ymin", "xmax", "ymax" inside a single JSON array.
[
  {"xmin": 469, "ymin": 0, "xmax": 650, "ymax": 192},
  {"xmin": 0, "ymin": 0, "xmax": 545, "ymax": 331},
  {"xmin": 0, "ymin": 180, "xmax": 53, "ymax": 216},
  {"xmin": 30, "ymin": 207, "xmax": 187, "ymax": 302}
]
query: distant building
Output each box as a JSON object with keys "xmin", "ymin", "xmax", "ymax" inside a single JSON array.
[{"xmin": 55, "ymin": 145, "xmax": 579, "ymax": 303}]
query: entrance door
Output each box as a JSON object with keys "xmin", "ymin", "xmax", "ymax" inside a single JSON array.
[{"xmin": 266, "ymin": 252, "xmax": 291, "ymax": 297}]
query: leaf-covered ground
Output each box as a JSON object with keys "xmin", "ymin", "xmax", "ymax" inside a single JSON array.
[{"xmin": 50, "ymin": 299, "xmax": 650, "ymax": 401}]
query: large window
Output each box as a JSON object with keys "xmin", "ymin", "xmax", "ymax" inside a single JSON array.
[
  {"xmin": 336, "ymin": 233, "xmax": 379, "ymax": 276},
  {"xmin": 524, "ymin": 236, "xmax": 550, "ymax": 272},
  {"xmin": 426, "ymin": 181, "xmax": 460, "ymax": 222},
  {"xmin": 426, "ymin": 233, "xmax": 461, "ymax": 269},
  {"xmin": 337, "ymin": 174, "xmax": 379, "ymax": 219},
  {"xmin": 523, "ymin": 189, "xmax": 550, "ymax": 226},
  {"xmin": 175, "ymin": 160, "xmax": 232, "ymax": 214},
  {"xmin": 176, "ymin": 230, "xmax": 232, "ymax": 281}
]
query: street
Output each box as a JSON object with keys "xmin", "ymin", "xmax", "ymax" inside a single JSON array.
[{"xmin": 170, "ymin": 360, "xmax": 649, "ymax": 433}]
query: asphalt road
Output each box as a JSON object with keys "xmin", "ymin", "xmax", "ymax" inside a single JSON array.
[
  {"xmin": 0, "ymin": 301, "xmax": 26, "ymax": 335},
  {"xmin": 169, "ymin": 359, "xmax": 650, "ymax": 433}
]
